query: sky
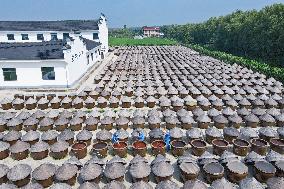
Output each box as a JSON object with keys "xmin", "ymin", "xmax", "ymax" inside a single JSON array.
[{"xmin": 0, "ymin": 0, "xmax": 283, "ymax": 28}]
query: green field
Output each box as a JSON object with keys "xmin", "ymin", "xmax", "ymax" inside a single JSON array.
[{"xmin": 109, "ymin": 37, "xmax": 178, "ymax": 46}]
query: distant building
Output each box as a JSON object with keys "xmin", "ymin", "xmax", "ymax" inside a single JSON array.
[
  {"xmin": 142, "ymin": 26, "xmax": 161, "ymax": 37},
  {"xmin": 0, "ymin": 14, "xmax": 108, "ymax": 88}
]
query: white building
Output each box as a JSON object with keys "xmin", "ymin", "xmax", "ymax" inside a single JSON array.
[{"xmin": 0, "ymin": 14, "xmax": 108, "ymax": 88}]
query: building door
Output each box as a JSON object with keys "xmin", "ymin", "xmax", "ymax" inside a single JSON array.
[{"xmin": 101, "ymin": 52, "xmax": 104, "ymax": 59}]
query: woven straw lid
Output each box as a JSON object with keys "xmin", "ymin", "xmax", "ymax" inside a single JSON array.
[
  {"xmin": 96, "ymin": 130, "xmax": 112, "ymax": 141},
  {"xmin": 55, "ymin": 163, "xmax": 78, "ymax": 181},
  {"xmin": 41, "ymin": 130, "xmax": 58, "ymax": 141},
  {"xmin": 32, "ymin": 163, "xmax": 57, "ymax": 180},
  {"xmin": 183, "ymin": 179, "xmax": 207, "ymax": 189},
  {"xmin": 76, "ymin": 129, "xmax": 93, "ymax": 141},
  {"xmin": 104, "ymin": 162, "xmax": 126, "ymax": 179},
  {"xmin": 69, "ymin": 116, "xmax": 83, "ymax": 125},
  {"xmin": 227, "ymin": 160, "xmax": 248, "ymax": 174},
  {"xmin": 78, "ymin": 182, "xmax": 100, "ymax": 189},
  {"xmin": 0, "ymin": 141, "xmax": 10, "ymax": 152},
  {"xmin": 7, "ymin": 117, "xmax": 23, "ymax": 127},
  {"xmin": 50, "ymin": 183, "xmax": 72, "ymax": 189},
  {"xmin": 0, "ymin": 184, "xmax": 17, "ymax": 189},
  {"xmin": 80, "ymin": 163, "xmax": 102, "ymax": 181},
  {"xmin": 107, "ymin": 155, "xmax": 127, "ymax": 165},
  {"xmin": 245, "ymin": 151, "xmax": 264, "ymax": 164},
  {"xmin": 9, "ymin": 141, "xmax": 30, "ymax": 153},
  {"xmin": 85, "ymin": 156, "xmax": 105, "ymax": 166},
  {"xmin": 22, "ymin": 183, "xmax": 44, "ymax": 189},
  {"xmin": 39, "ymin": 117, "xmax": 54, "ymax": 127},
  {"xmin": 25, "ymin": 97, "xmax": 37, "ymax": 104},
  {"xmin": 149, "ymin": 128, "xmax": 164, "ymax": 139},
  {"xmin": 114, "ymin": 129, "xmax": 129, "ymax": 140},
  {"xmin": 50, "ymin": 140, "xmax": 69, "ymax": 153},
  {"xmin": 17, "ymin": 111, "xmax": 31, "ymax": 120},
  {"xmin": 30, "ymin": 141, "xmax": 49, "ymax": 153},
  {"xmin": 3, "ymin": 130, "xmax": 21, "ymax": 142},
  {"xmin": 85, "ymin": 116, "xmax": 99, "ymax": 125},
  {"xmin": 1, "ymin": 97, "xmax": 12, "ymax": 104},
  {"xmin": 203, "ymin": 162, "xmax": 224, "ymax": 175},
  {"xmin": 156, "ymin": 180, "xmax": 179, "ymax": 189},
  {"xmin": 60, "ymin": 110, "xmax": 73, "ymax": 119},
  {"xmin": 205, "ymin": 127, "xmax": 222, "ymax": 137},
  {"xmin": 12, "ymin": 98, "xmax": 24, "ymax": 105},
  {"xmin": 239, "ymin": 178, "xmax": 264, "ymax": 189},
  {"xmin": 37, "ymin": 97, "xmax": 49, "ymax": 104},
  {"xmin": 58, "ymin": 129, "xmax": 74, "ymax": 141},
  {"xmin": 152, "ymin": 161, "xmax": 174, "ymax": 177},
  {"xmin": 211, "ymin": 178, "xmax": 236, "ymax": 189},
  {"xmin": 32, "ymin": 110, "xmax": 46, "ymax": 119},
  {"xmin": 130, "ymin": 181, "xmax": 153, "ymax": 189},
  {"xmin": 266, "ymin": 177, "xmax": 284, "ymax": 189},
  {"xmin": 22, "ymin": 130, "xmax": 40, "ymax": 142},
  {"xmin": 130, "ymin": 155, "xmax": 148, "ymax": 165},
  {"xmin": 129, "ymin": 162, "xmax": 151, "ymax": 178},
  {"xmin": 179, "ymin": 162, "xmax": 200, "ymax": 175},
  {"xmin": 103, "ymin": 181, "xmax": 126, "ymax": 189},
  {"xmin": 0, "ymin": 164, "xmax": 9, "ymax": 178},
  {"xmin": 7, "ymin": 164, "xmax": 31, "ymax": 181}
]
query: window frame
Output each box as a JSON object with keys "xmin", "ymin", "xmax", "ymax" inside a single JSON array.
[
  {"xmin": 21, "ymin": 34, "xmax": 29, "ymax": 40},
  {"xmin": 37, "ymin": 34, "xmax": 44, "ymax": 41},
  {"xmin": 63, "ymin": 33, "xmax": 70, "ymax": 40},
  {"xmin": 50, "ymin": 33, "xmax": 58, "ymax": 41},
  {"xmin": 41, "ymin": 67, "xmax": 55, "ymax": 80},
  {"xmin": 7, "ymin": 34, "xmax": 15, "ymax": 40},
  {"xmin": 2, "ymin": 68, "xmax": 17, "ymax": 81},
  {"xmin": 93, "ymin": 33, "xmax": 99, "ymax": 40}
]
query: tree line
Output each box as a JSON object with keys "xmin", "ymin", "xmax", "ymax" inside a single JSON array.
[{"xmin": 161, "ymin": 4, "xmax": 284, "ymax": 67}]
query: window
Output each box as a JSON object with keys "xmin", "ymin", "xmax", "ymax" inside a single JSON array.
[
  {"xmin": 50, "ymin": 33, "xmax": 58, "ymax": 41},
  {"xmin": 7, "ymin": 34, "xmax": 14, "ymax": 40},
  {"xmin": 2, "ymin": 68, "xmax": 17, "ymax": 81},
  {"xmin": 21, "ymin": 34, "xmax": 29, "ymax": 40},
  {"xmin": 91, "ymin": 53, "xmax": 93, "ymax": 61},
  {"xmin": 37, "ymin": 34, "xmax": 44, "ymax": 40},
  {"xmin": 41, "ymin": 67, "xmax": 55, "ymax": 80},
  {"xmin": 87, "ymin": 55, "xmax": 90, "ymax": 65},
  {"xmin": 93, "ymin": 33, "xmax": 99, "ymax": 40},
  {"xmin": 63, "ymin": 33, "xmax": 69, "ymax": 40}
]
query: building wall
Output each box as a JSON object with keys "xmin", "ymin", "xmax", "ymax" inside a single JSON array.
[
  {"xmin": 0, "ymin": 31, "xmax": 99, "ymax": 43},
  {"xmin": 98, "ymin": 16, "xmax": 109, "ymax": 55},
  {"xmin": 143, "ymin": 30, "xmax": 160, "ymax": 37},
  {"xmin": 0, "ymin": 60, "xmax": 68, "ymax": 88},
  {"xmin": 63, "ymin": 35, "xmax": 101, "ymax": 87},
  {"xmin": 0, "ymin": 35, "xmax": 101, "ymax": 88}
]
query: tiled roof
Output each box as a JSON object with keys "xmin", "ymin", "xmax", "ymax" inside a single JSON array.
[
  {"xmin": 0, "ymin": 40, "xmax": 65, "ymax": 60},
  {"xmin": 81, "ymin": 37, "xmax": 101, "ymax": 50},
  {"xmin": 0, "ymin": 20, "xmax": 99, "ymax": 31}
]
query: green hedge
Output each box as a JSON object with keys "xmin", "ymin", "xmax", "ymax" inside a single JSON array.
[
  {"xmin": 188, "ymin": 44, "xmax": 284, "ymax": 83},
  {"xmin": 109, "ymin": 37, "xmax": 178, "ymax": 46}
]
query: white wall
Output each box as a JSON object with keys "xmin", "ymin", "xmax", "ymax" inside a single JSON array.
[
  {"xmin": 0, "ymin": 60, "xmax": 68, "ymax": 88},
  {"xmin": 0, "ymin": 31, "xmax": 100, "ymax": 43},
  {"xmin": 63, "ymin": 35, "xmax": 101, "ymax": 87},
  {"xmin": 98, "ymin": 16, "xmax": 109, "ymax": 55}
]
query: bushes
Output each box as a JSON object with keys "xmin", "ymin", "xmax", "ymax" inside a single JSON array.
[
  {"xmin": 162, "ymin": 4, "xmax": 284, "ymax": 67},
  {"xmin": 109, "ymin": 37, "xmax": 178, "ymax": 46},
  {"xmin": 189, "ymin": 44, "xmax": 284, "ymax": 83}
]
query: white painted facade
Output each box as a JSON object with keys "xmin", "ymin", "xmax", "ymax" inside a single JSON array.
[
  {"xmin": 0, "ymin": 35, "xmax": 101, "ymax": 88},
  {"xmin": 0, "ymin": 15, "xmax": 108, "ymax": 88},
  {"xmin": 0, "ymin": 15, "xmax": 109, "ymax": 55}
]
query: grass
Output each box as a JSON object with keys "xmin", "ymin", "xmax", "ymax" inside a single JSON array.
[{"xmin": 109, "ymin": 37, "xmax": 178, "ymax": 46}]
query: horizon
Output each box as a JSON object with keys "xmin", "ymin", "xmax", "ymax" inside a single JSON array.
[{"xmin": 0, "ymin": 0, "xmax": 283, "ymax": 28}]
